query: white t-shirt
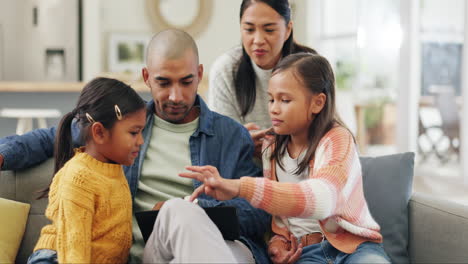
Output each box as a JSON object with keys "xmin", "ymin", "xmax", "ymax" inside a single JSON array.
[
  {"xmin": 130, "ymin": 114, "xmax": 199, "ymax": 263},
  {"xmin": 276, "ymin": 149, "xmax": 322, "ymax": 239}
]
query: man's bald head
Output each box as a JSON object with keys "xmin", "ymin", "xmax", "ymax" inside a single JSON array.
[{"xmin": 146, "ymin": 29, "xmax": 199, "ymax": 65}]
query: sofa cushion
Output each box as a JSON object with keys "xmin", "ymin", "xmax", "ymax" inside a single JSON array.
[
  {"xmin": 360, "ymin": 152, "xmax": 415, "ymax": 264},
  {"xmin": 13, "ymin": 158, "xmax": 54, "ymax": 264},
  {"xmin": 0, "ymin": 170, "xmax": 15, "ymax": 200},
  {"xmin": 16, "ymin": 159, "xmax": 53, "ymax": 215},
  {"xmin": 0, "ymin": 198, "xmax": 31, "ymax": 264},
  {"xmin": 16, "ymin": 215, "xmax": 50, "ymax": 264}
]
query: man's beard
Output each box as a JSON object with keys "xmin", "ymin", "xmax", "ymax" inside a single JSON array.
[{"xmin": 157, "ymin": 101, "xmax": 192, "ymax": 123}]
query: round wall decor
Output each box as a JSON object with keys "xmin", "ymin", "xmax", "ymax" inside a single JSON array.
[{"xmin": 146, "ymin": 0, "xmax": 213, "ymax": 38}]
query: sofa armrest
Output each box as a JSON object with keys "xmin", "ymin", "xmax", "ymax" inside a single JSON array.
[{"xmin": 409, "ymin": 192, "xmax": 468, "ymax": 263}]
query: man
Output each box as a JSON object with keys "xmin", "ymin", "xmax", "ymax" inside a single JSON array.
[{"xmin": 0, "ymin": 29, "xmax": 270, "ymax": 263}]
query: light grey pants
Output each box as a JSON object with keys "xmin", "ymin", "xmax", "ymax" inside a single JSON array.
[{"xmin": 142, "ymin": 198, "xmax": 255, "ymax": 263}]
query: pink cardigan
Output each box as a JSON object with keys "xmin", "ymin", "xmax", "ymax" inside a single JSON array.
[{"xmin": 239, "ymin": 126, "xmax": 383, "ymax": 253}]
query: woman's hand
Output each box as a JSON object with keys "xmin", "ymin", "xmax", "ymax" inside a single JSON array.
[
  {"xmin": 268, "ymin": 234, "xmax": 303, "ymax": 264},
  {"xmin": 244, "ymin": 123, "xmax": 273, "ymax": 159},
  {"xmin": 179, "ymin": 165, "xmax": 241, "ymax": 201}
]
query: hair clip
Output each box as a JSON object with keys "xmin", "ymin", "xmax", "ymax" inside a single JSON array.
[
  {"xmin": 85, "ymin": 113, "xmax": 96, "ymax": 124},
  {"xmin": 115, "ymin": 105, "xmax": 122, "ymax": 120}
]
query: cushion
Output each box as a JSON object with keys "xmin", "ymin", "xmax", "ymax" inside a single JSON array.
[
  {"xmin": 0, "ymin": 198, "xmax": 31, "ymax": 264},
  {"xmin": 360, "ymin": 152, "xmax": 415, "ymax": 264}
]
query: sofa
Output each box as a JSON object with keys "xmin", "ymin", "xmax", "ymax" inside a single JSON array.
[{"xmin": 1, "ymin": 154, "xmax": 468, "ymax": 263}]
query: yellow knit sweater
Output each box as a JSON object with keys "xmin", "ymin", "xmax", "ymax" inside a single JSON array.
[{"xmin": 34, "ymin": 149, "xmax": 132, "ymax": 264}]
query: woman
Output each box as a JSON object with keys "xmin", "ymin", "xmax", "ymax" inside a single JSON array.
[{"xmin": 208, "ymin": 0, "xmax": 316, "ymax": 153}]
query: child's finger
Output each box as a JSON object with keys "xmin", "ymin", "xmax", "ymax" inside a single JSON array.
[
  {"xmin": 277, "ymin": 251, "xmax": 292, "ymax": 264},
  {"xmin": 179, "ymin": 172, "xmax": 205, "ymax": 182},
  {"xmin": 265, "ymin": 127, "xmax": 275, "ymax": 135},
  {"xmin": 289, "ymin": 234, "xmax": 298, "ymax": 251},
  {"xmin": 244, "ymin": 122, "xmax": 260, "ymax": 131},
  {"xmin": 288, "ymin": 247, "xmax": 302, "ymax": 264},
  {"xmin": 186, "ymin": 166, "xmax": 220, "ymax": 182},
  {"xmin": 251, "ymin": 128, "xmax": 269, "ymax": 140},
  {"xmin": 205, "ymin": 165, "xmax": 219, "ymax": 174},
  {"xmin": 184, "ymin": 165, "xmax": 206, "ymax": 173},
  {"xmin": 190, "ymin": 184, "xmax": 205, "ymax": 201},
  {"xmin": 202, "ymin": 168, "xmax": 216, "ymax": 179}
]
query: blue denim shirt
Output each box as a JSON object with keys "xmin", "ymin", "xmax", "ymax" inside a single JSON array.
[{"xmin": 0, "ymin": 95, "xmax": 271, "ymax": 263}]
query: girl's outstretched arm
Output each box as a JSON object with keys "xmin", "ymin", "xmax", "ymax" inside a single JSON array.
[
  {"xmin": 179, "ymin": 165, "xmax": 241, "ymax": 201},
  {"xmin": 240, "ymin": 126, "xmax": 357, "ymax": 219},
  {"xmin": 182, "ymin": 127, "xmax": 359, "ymax": 220}
]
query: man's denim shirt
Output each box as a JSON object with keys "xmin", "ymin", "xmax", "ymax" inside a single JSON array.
[{"xmin": 0, "ymin": 95, "xmax": 271, "ymax": 263}]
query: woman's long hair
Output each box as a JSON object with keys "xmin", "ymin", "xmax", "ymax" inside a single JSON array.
[
  {"xmin": 235, "ymin": 0, "xmax": 317, "ymax": 117},
  {"xmin": 270, "ymin": 53, "xmax": 349, "ymax": 175},
  {"xmin": 37, "ymin": 77, "xmax": 145, "ymax": 199}
]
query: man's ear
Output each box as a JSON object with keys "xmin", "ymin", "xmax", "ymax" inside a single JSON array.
[
  {"xmin": 310, "ymin": 93, "xmax": 326, "ymax": 114},
  {"xmin": 142, "ymin": 67, "xmax": 150, "ymax": 88},
  {"xmin": 90, "ymin": 122, "xmax": 109, "ymax": 145},
  {"xmin": 198, "ymin": 64, "xmax": 204, "ymax": 83}
]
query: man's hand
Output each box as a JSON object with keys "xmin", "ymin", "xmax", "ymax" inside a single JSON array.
[
  {"xmin": 179, "ymin": 165, "xmax": 241, "ymax": 201},
  {"xmin": 244, "ymin": 123, "xmax": 273, "ymax": 159},
  {"xmin": 268, "ymin": 234, "xmax": 303, "ymax": 264}
]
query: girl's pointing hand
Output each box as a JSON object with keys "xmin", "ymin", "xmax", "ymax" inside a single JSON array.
[{"xmin": 179, "ymin": 165, "xmax": 241, "ymax": 201}]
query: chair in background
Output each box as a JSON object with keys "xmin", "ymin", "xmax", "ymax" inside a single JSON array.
[
  {"xmin": 419, "ymin": 86, "xmax": 460, "ymax": 163},
  {"xmin": 417, "ymin": 116, "xmax": 443, "ymax": 162},
  {"xmin": 434, "ymin": 87, "xmax": 460, "ymax": 161}
]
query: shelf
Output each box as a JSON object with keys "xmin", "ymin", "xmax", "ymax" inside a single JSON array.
[{"xmin": 0, "ymin": 81, "xmax": 149, "ymax": 93}]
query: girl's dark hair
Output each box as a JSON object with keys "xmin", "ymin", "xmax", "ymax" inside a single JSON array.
[
  {"xmin": 235, "ymin": 0, "xmax": 317, "ymax": 117},
  {"xmin": 37, "ymin": 77, "xmax": 145, "ymax": 199},
  {"xmin": 270, "ymin": 53, "xmax": 349, "ymax": 175}
]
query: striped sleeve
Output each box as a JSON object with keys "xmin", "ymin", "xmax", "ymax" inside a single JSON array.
[{"xmin": 239, "ymin": 127, "xmax": 357, "ymax": 219}]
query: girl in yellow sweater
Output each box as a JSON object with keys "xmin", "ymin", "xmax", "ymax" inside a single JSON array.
[{"xmin": 27, "ymin": 77, "xmax": 146, "ymax": 264}]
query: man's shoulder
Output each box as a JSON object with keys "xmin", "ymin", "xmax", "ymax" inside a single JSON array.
[
  {"xmin": 210, "ymin": 111, "xmax": 248, "ymax": 136},
  {"xmin": 210, "ymin": 110, "xmax": 244, "ymax": 128}
]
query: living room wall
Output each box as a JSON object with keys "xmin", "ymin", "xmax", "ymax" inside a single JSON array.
[
  {"xmin": 90, "ymin": 0, "xmax": 243, "ymax": 79},
  {"xmin": 83, "ymin": 0, "xmax": 310, "ymax": 80}
]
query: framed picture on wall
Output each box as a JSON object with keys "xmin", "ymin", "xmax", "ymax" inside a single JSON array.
[{"xmin": 108, "ymin": 33, "xmax": 151, "ymax": 74}]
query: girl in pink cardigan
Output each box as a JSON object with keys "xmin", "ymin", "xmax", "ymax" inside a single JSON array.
[{"xmin": 180, "ymin": 53, "xmax": 390, "ymax": 264}]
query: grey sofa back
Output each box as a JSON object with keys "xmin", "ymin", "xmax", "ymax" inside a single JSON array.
[
  {"xmin": 2, "ymin": 155, "xmax": 468, "ymax": 263},
  {"xmin": 0, "ymin": 159, "xmax": 53, "ymax": 264}
]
